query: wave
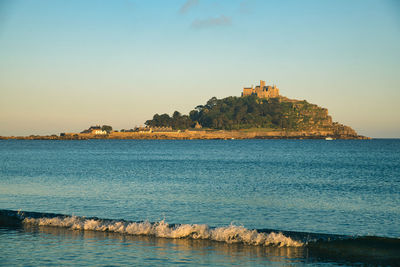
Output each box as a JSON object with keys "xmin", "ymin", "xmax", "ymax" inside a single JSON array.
[
  {"xmin": 0, "ymin": 209, "xmax": 302, "ymax": 247},
  {"xmin": 1, "ymin": 209, "xmax": 399, "ymax": 250},
  {"xmin": 2, "ymin": 209, "xmax": 400, "ymax": 265}
]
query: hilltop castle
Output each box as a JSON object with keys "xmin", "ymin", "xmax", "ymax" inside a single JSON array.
[{"xmin": 242, "ymin": 80, "xmax": 279, "ymax": 99}]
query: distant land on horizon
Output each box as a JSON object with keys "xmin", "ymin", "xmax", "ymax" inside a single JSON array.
[
  {"xmin": 141, "ymin": 80, "xmax": 368, "ymax": 139},
  {"xmin": 0, "ymin": 81, "xmax": 369, "ymax": 140}
]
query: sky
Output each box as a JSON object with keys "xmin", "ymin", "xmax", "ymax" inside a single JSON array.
[{"xmin": 0, "ymin": 0, "xmax": 399, "ymax": 137}]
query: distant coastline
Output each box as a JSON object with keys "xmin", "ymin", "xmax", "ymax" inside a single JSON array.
[
  {"xmin": 1, "ymin": 81, "xmax": 371, "ymax": 140},
  {"xmin": 0, "ymin": 128, "xmax": 370, "ymax": 140}
]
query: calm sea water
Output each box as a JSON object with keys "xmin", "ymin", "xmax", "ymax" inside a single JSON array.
[{"xmin": 0, "ymin": 139, "xmax": 399, "ymax": 266}]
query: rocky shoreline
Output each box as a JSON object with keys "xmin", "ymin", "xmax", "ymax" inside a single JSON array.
[{"xmin": 0, "ymin": 129, "xmax": 370, "ymax": 140}]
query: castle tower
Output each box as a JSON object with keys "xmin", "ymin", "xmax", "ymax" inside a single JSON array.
[{"xmin": 242, "ymin": 80, "xmax": 280, "ymax": 98}]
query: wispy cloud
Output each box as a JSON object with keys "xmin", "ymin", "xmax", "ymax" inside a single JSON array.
[
  {"xmin": 179, "ymin": 0, "xmax": 198, "ymax": 14},
  {"xmin": 239, "ymin": 0, "xmax": 254, "ymax": 14},
  {"xmin": 191, "ymin": 15, "xmax": 232, "ymax": 29}
]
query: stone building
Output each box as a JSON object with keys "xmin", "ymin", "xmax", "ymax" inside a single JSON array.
[{"xmin": 242, "ymin": 80, "xmax": 279, "ymax": 99}]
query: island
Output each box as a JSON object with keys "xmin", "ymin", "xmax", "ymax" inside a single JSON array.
[{"xmin": 0, "ymin": 81, "xmax": 369, "ymax": 140}]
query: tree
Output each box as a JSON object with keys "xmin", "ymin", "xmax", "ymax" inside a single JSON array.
[
  {"xmin": 189, "ymin": 110, "xmax": 199, "ymax": 122},
  {"xmin": 172, "ymin": 111, "xmax": 181, "ymax": 119},
  {"xmin": 206, "ymin": 97, "xmax": 218, "ymax": 109},
  {"xmin": 101, "ymin": 125, "xmax": 113, "ymax": 133},
  {"xmin": 143, "ymin": 94, "xmax": 327, "ymax": 131}
]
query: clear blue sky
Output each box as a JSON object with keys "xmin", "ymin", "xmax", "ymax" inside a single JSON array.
[{"xmin": 0, "ymin": 0, "xmax": 399, "ymax": 137}]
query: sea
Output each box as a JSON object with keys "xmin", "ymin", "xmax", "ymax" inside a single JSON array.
[{"xmin": 0, "ymin": 139, "xmax": 399, "ymax": 266}]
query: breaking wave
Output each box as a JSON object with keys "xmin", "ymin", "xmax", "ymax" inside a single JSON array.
[
  {"xmin": 22, "ymin": 216, "xmax": 302, "ymax": 247},
  {"xmin": 2, "ymin": 209, "xmax": 400, "ymax": 265}
]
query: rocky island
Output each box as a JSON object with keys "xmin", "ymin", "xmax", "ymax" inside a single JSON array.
[{"xmin": 0, "ymin": 81, "xmax": 369, "ymax": 140}]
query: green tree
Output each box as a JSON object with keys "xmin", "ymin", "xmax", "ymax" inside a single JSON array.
[
  {"xmin": 101, "ymin": 125, "xmax": 113, "ymax": 133},
  {"xmin": 144, "ymin": 95, "xmax": 329, "ymax": 131}
]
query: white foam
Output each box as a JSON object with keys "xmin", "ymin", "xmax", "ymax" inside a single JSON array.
[{"xmin": 23, "ymin": 216, "xmax": 303, "ymax": 247}]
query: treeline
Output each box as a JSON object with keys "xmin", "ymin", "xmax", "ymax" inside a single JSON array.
[
  {"xmin": 145, "ymin": 95, "xmax": 315, "ymax": 130},
  {"xmin": 144, "ymin": 111, "xmax": 193, "ymax": 130}
]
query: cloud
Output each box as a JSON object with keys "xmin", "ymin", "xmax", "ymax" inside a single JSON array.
[
  {"xmin": 239, "ymin": 0, "xmax": 254, "ymax": 14},
  {"xmin": 179, "ymin": 0, "xmax": 198, "ymax": 14},
  {"xmin": 191, "ymin": 15, "xmax": 232, "ymax": 29}
]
